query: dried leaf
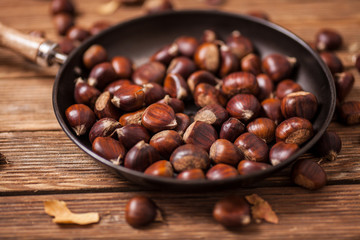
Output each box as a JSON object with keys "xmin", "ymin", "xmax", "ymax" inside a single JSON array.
[
  {"xmin": 44, "ymin": 200, "xmax": 100, "ymax": 225},
  {"xmin": 98, "ymin": 0, "xmax": 120, "ymax": 15},
  {"xmin": 245, "ymin": 194, "xmax": 279, "ymax": 224}
]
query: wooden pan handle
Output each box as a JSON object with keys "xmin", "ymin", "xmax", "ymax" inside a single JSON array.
[{"xmin": 0, "ymin": 22, "xmax": 67, "ymax": 66}]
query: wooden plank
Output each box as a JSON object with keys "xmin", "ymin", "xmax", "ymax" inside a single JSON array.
[{"xmin": 0, "ymin": 185, "xmax": 359, "ymax": 239}]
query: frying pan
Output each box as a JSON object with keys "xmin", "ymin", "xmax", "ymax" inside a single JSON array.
[{"xmin": 0, "ymin": 10, "xmax": 336, "ymax": 191}]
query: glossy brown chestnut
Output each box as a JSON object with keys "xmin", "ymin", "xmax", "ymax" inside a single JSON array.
[
  {"xmin": 111, "ymin": 85, "xmax": 145, "ymax": 112},
  {"xmin": 338, "ymin": 101, "xmax": 360, "ymax": 125},
  {"xmin": 157, "ymin": 95, "xmax": 185, "ymax": 113},
  {"xmin": 89, "ymin": 118, "xmax": 121, "ymax": 143},
  {"xmin": 234, "ymin": 132, "xmax": 269, "ymax": 162},
  {"xmin": 83, "ymin": 44, "xmax": 107, "ymax": 69},
  {"xmin": 281, "ymin": 91, "xmax": 318, "ymax": 120},
  {"xmin": 209, "ymin": 139, "xmax": 243, "ymax": 166},
  {"xmin": 176, "ymin": 168, "xmax": 205, "ymax": 180},
  {"xmin": 124, "ymin": 140, "xmax": 160, "ymax": 172},
  {"xmin": 142, "ymin": 82, "xmax": 166, "ymax": 105},
  {"xmin": 315, "ymin": 28, "xmax": 342, "ymax": 51},
  {"xmin": 167, "ymin": 56, "xmax": 197, "ymax": 79},
  {"xmin": 262, "ymin": 53, "xmax": 296, "ymax": 82},
  {"xmin": 206, "ymin": 164, "xmax": 239, "ymax": 180},
  {"xmin": 246, "ymin": 117, "xmax": 276, "ymax": 143},
  {"xmin": 194, "ymin": 104, "xmax": 228, "ymax": 127},
  {"xmin": 116, "ymin": 124, "xmax": 150, "ymax": 150},
  {"xmin": 53, "ymin": 13, "xmax": 74, "ymax": 36},
  {"xmin": 141, "ymin": 103, "xmax": 177, "ymax": 133},
  {"xmin": 219, "ymin": 117, "xmax": 245, "ymax": 142},
  {"xmin": 226, "ymin": 30, "xmax": 253, "ymax": 59},
  {"xmin": 104, "ymin": 79, "xmax": 132, "ymax": 95},
  {"xmin": 174, "ymin": 36, "xmax": 199, "ymax": 58},
  {"xmin": 170, "ymin": 144, "xmax": 210, "ymax": 172},
  {"xmin": 241, "ymin": 53, "xmax": 261, "ymax": 76},
  {"xmin": 119, "ymin": 108, "xmax": 145, "ymax": 126},
  {"xmin": 50, "ymin": 0, "xmax": 75, "ymax": 15},
  {"xmin": 74, "ymin": 78, "xmax": 101, "ymax": 107},
  {"xmin": 213, "ymin": 195, "xmax": 251, "ymax": 228},
  {"xmin": 275, "ymin": 117, "xmax": 313, "ymax": 145},
  {"xmin": 222, "ymin": 71, "xmax": 259, "ymax": 97},
  {"xmin": 194, "ymin": 42, "xmax": 220, "ymax": 74},
  {"xmin": 144, "ymin": 160, "xmax": 174, "ymax": 178},
  {"xmin": 150, "ymin": 43, "xmax": 178, "ymax": 65},
  {"xmin": 145, "ymin": 0, "xmax": 174, "ymax": 14},
  {"xmin": 313, "ymin": 131, "xmax": 342, "ymax": 161},
  {"xmin": 66, "ymin": 26, "xmax": 90, "ymax": 42},
  {"xmin": 319, "ymin": 52, "xmax": 344, "ymax": 75},
  {"xmin": 92, "ymin": 137, "xmax": 126, "ymax": 165},
  {"xmin": 194, "ymin": 83, "xmax": 227, "ymax": 107},
  {"xmin": 187, "ymin": 70, "xmax": 218, "ymax": 93},
  {"xmin": 58, "ymin": 38, "xmax": 76, "ymax": 55},
  {"xmin": 149, "ymin": 130, "xmax": 183, "ymax": 159},
  {"xmin": 261, "ymin": 98, "xmax": 283, "ymax": 125},
  {"xmin": 111, "ymin": 56, "xmax": 133, "ymax": 79},
  {"xmin": 125, "ymin": 196, "xmax": 157, "ymax": 228},
  {"xmin": 65, "ymin": 104, "xmax": 96, "ymax": 136},
  {"xmin": 275, "ymin": 79, "xmax": 302, "ymax": 99},
  {"xmin": 94, "ymin": 91, "xmax": 121, "ymax": 120},
  {"xmin": 269, "ymin": 142, "xmax": 299, "ymax": 166},
  {"xmin": 237, "ymin": 160, "xmax": 271, "ymax": 175},
  {"xmin": 88, "ymin": 62, "xmax": 118, "ymax": 89},
  {"xmin": 183, "ymin": 121, "xmax": 218, "ymax": 151},
  {"xmin": 201, "ymin": 29, "xmax": 219, "ymax": 43},
  {"xmin": 174, "ymin": 113, "xmax": 191, "ymax": 136},
  {"xmin": 219, "ymin": 44, "xmax": 239, "ymax": 78},
  {"xmin": 334, "ymin": 72, "xmax": 354, "ymax": 102},
  {"xmin": 256, "ymin": 74, "xmax": 274, "ymax": 101},
  {"xmin": 291, "ymin": 159, "xmax": 327, "ymax": 190},
  {"xmin": 163, "ymin": 73, "xmax": 190, "ymax": 100},
  {"xmin": 132, "ymin": 61, "xmax": 166, "ymax": 85},
  {"xmin": 226, "ymin": 94, "xmax": 261, "ymax": 123},
  {"xmin": 90, "ymin": 21, "xmax": 111, "ymax": 35}
]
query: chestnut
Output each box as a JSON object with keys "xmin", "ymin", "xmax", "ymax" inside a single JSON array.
[
  {"xmin": 281, "ymin": 91, "xmax": 318, "ymax": 120},
  {"xmin": 116, "ymin": 124, "xmax": 150, "ymax": 150},
  {"xmin": 222, "ymin": 72, "xmax": 259, "ymax": 97},
  {"xmin": 194, "ymin": 42, "xmax": 220, "ymax": 74},
  {"xmin": 234, "ymin": 132, "xmax": 269, "ymax": 162},
  {"xmin": 226, "ymin": 94, "xmax": 261, "ymax": 123},
  {"xmin": 50, "ymin": 0, "xmax": 75, "ymax": 15},
  {"xmin": 269, "ymin": 142, "xmax": 299, "ymax": 166},
  {"xmin": 226, "ymin": 30, "xmax": 253, "ymax": 59},
  {"xmin": 174, "ymin": 36, "xmax": 199, "ymax": 58},
  {"xmin": 88, "ymin": 62, "xmax": 118, "ymax": 90},
  {"xmin": 53, "ymin": 13, "xmax": 74, "ymax": 36},
  {"xmin": 219, "ymin": 44, "xmax": 239, "ymax": 78},
  {"xmin": 145, "ymin": 0, "xmax": 174, "ymax": 14},
  {"xmin": 149, "ymin": 130, "xmax": 183, "ymax": 159},
  {"xmin": 111, "ymin": 56, "xmax": 133, "ymax": 79},
  {"xmin": 141, "ymin": 103, "xmax": 177, "ymax": 133},
  {"xmin": 194, "ymin": 103, "xmax": 229, "ymax": 127},
  {"xmin": 219, "ymin": 117, "xmax": 245, "ymax": 142},
  {"xmin": 206, "ymin": 164, "xmax": 239, "ymax": 180},
  {"xmin": 261, "ymin": 98, "xmax": 284, "ymax": 125},
  {"xmin": 111, "ymin": 85, "xmax": 145, "ymax": 112},
  {"xmin": 150, "ymin": 43, "xmax": 179, "ymax": 65},
  {"xmin": 183, "ymin": 121, "xmax": 218, "ymax": 151},
  {"xmin": 201, "ymin": 29, "xmax": 219, "ymax": 43},
  {"xmin": 176, "ymin": 169, "xmax": 205, "ymax": 180},
  {"xmin": 213, "ymin": 195, "xmax": 251, "ymax": 228},
  {"xmin": 94, "ymin": 91, "xmax": 121, "ymax": 120},
  {"xmin": 246, "ymin": 117, "xmax": 276, "ymax": 143},
  {"xmin": 209, "ymin": 139, "xmax": 243, "ymax": 166},
  {"xmin": 241, "ymin": 53, "xmax": 261, "ymax": 76},
  {"xmin": 119, "ymin": 108, "xmax": 145, "ymax": 126},
  {"xmin": 66, "ymin": 26, "xmax": 90, "ymax": 42},
  {"xmin": 58, "ymin": 38, "xmax": 76, "ymax": 55},
  {"xmin": 315, "ymin": 28, "xmax": 342, "ymax": 51},
  {"xmin": 144, "ymin": 160, "xmax": 174, "ymax": 178},
  {"xmin": 83, "ymin": 44, "xmax": 108, "ymax": 69},
  {"xmin": 65, "ymin": 104, "xmax": 96, "ymax": 136},
  {"xmin": 187, "ymin": 70, "xmax": 218, "ymax": 93},
  {"xmin": 167, "ymin": 56, "xmax": 197, "ymax": 79},
  {"xmin": 338, "ymin": 101, "xmax": 360, "ymax": 125},
  {"xmin": 291, "ymin": 159, "xmax": 327, "ymax": 190},
  {"xmin": 132, "ymin": 61, "xmax": 166, "ymax": 85},
  {"xmin": 256, "ymin": 74, "xmax": 274, "ymax": 101},
  {"xmin": 104, "ymin": 79, "xmax": 132, "ymax": 95},
  {"xmin": 142, "ymin": 82, "xmax": 166, "ymax": 105},
  {"xmin": 194, "ymin": 83, "xmax": 227, "ymax": 107},
  {"xmin": 125, "ymin": 196, "xmax": 157, "ymax": 228},
  {"xmin": 313, "ymin": 131, "xmax": 342, "ymax": 161},
  {"xmin": 89, "ymin": 118, "xmax": 121, "ymax": 143},
  {"xmin": 262, "ymin": 53, "xmax": 296, "ymax": 82},
  {"xmin": 334, "ymin": 72, "xmax": 354, "ymax": 102},
  {"xmin": 163, "ymin": 73, "xmax": 190, "ymax": 100},
  {"xmin": 124, "ymin": 140, "xmax": 160, "ymax": 172},
  {"xmin": 170, "ymin": 144, "xmax": 210, "ymax": 172},
  {"xmin": 275, "ymin": 79, "xmax": 302, "ymax": 99},
  {"xmin": 74, "ymin": 78, "xmax": 101, "ymax": 107},
  {"xmin": 157, "ymin": 95, "xmax": 185, "ymax": 113},
  {"xmin": 92, "ymin": 137, "xmax": 126, "ymax": 165},
  {"xmin": 275, "ymin": 117, "xmax": 313, "ymax": 145},
  {"xmin": 174, "ymin": 113, "xmax": 191, "ymax": 136},
  {"xmin": 90, "ymin": 21, "xmax": 111, "ymax": 35},
  {"xmin": 319, "ymin": 52, "xmax": 344, "ymax": 75},
  {"xmin": 237, "ymin": 160, "xmax": 271, "ymax": 175}
]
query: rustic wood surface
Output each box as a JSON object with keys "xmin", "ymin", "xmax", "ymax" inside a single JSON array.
[{"xmin": 0, "ymin": 0, "xmax": 360, "ymax": 239}]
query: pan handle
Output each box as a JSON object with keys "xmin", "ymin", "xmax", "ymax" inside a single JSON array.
[{"xmin": 0, "ymin": 22, "xmax": 67, "ymax": 66}]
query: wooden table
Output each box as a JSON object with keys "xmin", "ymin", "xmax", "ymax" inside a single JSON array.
[{"xmin": 0, "ymin": 0, "xmax": 359, "ymax": 239}]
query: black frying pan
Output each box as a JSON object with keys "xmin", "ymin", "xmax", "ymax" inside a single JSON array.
[{"xmin": 0, "ymin": 10, "xmax": 336, "ymax": 191}]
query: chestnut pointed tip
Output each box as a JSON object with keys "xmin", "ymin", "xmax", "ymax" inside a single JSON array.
[
  {"xmin": 73, "ymin": 124, "xmax": 87, "ymax": 136},
  {"xmin": 287, "ymin": 57, "xmax": 297, "ymax": 66},
  {"xmin": 111, "ymin": 95, "xmax": 121, "ymax": 108},
  {"xmin": 88, "ymin": 77, "xmax": 97, "ymax": 87},
  {"xmin": 166, "ymin": 118, "xmax": 177, "ymax": 128}
]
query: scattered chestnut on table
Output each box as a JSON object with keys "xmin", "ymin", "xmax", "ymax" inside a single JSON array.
[
  {"xmin": 315, "ymin": 28, "xmax": 342, "ymax": 51},
  {"xmin": 291, "ymin": 159, "xmax": 327, "ymax": 190},
  {"xmin": 337, "ymin": 101, "xmax": 360, "ymax": 125},
  {"xmin": 125, "ymin": 196, "xmax": 158, "ymax": 228},
  {"xmin": 313, "ymin": 131, "xmax": 342, "ymax": 161}
]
